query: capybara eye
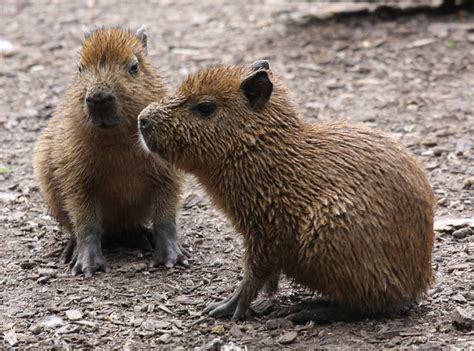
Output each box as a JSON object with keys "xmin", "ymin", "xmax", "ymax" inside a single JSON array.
[
  {"xmin": 77, "ymin": 64, "xmax": 83, "ymax": 73},
  {"xmin": 193, "ymin": 101, "xmax": 217, "ymax": 118},
  {"xmin": 129, "ymin": 61, "xmax": 139, "ymax": 75}
]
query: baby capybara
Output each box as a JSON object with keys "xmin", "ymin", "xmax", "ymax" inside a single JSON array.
[
  {"xmin": 138, "ymin": 60, "xmax": 435, "ymax": 319},
  {"xmin": 34, "ymin": 26, "xmax": 188, "ymax": 277}
]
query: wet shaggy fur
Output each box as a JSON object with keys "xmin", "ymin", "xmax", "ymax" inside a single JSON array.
[
  {"xmin": 138, "ymin": 63, "xmax": 436, "ymax": 318},
  {"xmin": 34, "ymin": 27, "xmax": 185, "ymax": 275}
]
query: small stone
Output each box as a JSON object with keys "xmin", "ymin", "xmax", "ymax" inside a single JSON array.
[
  {"xmin": 229, "ymin": 324, "xmax": 243, "ymax": 338},
  {"xmin": 4, "ymin": 330, "xmax": 18, "ymax": 346},
  {"xmin": 40, "ymin": 315, "xmax": 64, "ymax": 329},
  {"xmin": 265, "ymin": 318, "xmax": 293, "ymax": 330},
  {"xmin": 157, "ymin": 333, "xmax": 172, "ymax": 343},
  {"xmin": 211, "ymin": 324, "xmax": 226, "ymax": 335},
  {"xmin": 452, "ymin": 227, "xmax": 472, "ymax": 239},
  {"xmin": 421, "ymin": 136, "xmax": 437, "ymax": 147},
  {"xmin": 452, "ymin": 307, "xmax": 473, "ymax": 330},
  {"xmin": 65, "ymin": 310, "xmax": 82, "ymax": 321},
  {"xmin": 453, "ymin": 293, "xmax": 468, "ymax": 304},
  {"xmin": 463, "ymin": 177, "xmax": 474, "ymax": 189},
  {"xmin": 28, "ymin": 324, "xmax": 42, "ymax": 335},
  {"xmin": 0, "ymin": 38, "xmax": 17, "ymax": 57},
  {"xmin": 278, "ymin": 331, "xmax": 297, "ymax": 345}
]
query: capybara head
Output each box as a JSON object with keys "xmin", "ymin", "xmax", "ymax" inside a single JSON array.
[
  {"xmin": 74, "ymin": 26, "xmax": 162, "ymax": 129},
  {"xmin": 138, "ymin": 60, "xmax": 298, "ymax": 171}
]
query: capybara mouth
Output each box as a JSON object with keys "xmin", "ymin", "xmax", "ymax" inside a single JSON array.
[{"xmin": 88, "ymin": 110, "xmax": 121, "ymax": 129}]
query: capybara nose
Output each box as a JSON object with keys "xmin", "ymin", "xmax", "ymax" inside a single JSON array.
[
  {"xmin": 86, "ymin": 91, "xmax": 116, "ymax": 109},
  {"xmin": 139, "ymin": 117, "xmax": 151, "ymax": 131}
]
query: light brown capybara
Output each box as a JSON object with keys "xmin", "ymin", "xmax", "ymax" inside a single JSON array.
[
  {"xmin": 138, "ymin": 60, "xmax": 435, "ymax": 319},
  {"xmin": 34, "ymin": 26, "xmax": 188, "ymax": 277}
]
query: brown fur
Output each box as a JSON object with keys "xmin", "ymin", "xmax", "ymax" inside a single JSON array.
[
  {"xmin": 139, "ymin": 63, "xmax": 435, "ymax": 317},
  {"xmin": 34, "ymin": 27, "xmax": 185, "ymax": 275}
]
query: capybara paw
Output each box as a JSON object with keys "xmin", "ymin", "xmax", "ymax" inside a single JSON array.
[
  {"xmin": 205, "ymin": 300, "xmax": 238, "ymax": 319},
  {"xmin": 151, "ymin": 242, "xmax": 190, "ymax": 268},
  {"xmin": 69, "ymin": 245, "xmax": 108, "ymax": 278},
  {"xmin": 205, "ymin": 293, "xmax": 247, "ymax": 320}
]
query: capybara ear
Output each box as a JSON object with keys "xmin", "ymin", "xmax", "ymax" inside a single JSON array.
[
  {"xmin": 240, "ymin": 69, "xmax": 273, "ymax": 112},
  {"xmin": 249, "ymin": 59, "xmax": 270, "ymax": 72},
  {"xmin": 82, "ymin": 25, "xmax": 92, "ymax": 40},
  {"xmin": 135, "ymin": 25, "xmax": 148, "ymax": 55}
]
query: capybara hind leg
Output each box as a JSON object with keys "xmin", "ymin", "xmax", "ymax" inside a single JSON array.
[
  {"xmin": 70, "ymin": 224, "xmax": 108, "ymax": 277},
  {"xmin": 151, "ymin": 219, "xmax": 189, "ymax": 268}
]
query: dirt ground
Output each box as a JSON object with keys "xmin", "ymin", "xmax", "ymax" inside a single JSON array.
[{"xmin": 1, "ymin": 1, "xmax": 473, "ymax": 349}]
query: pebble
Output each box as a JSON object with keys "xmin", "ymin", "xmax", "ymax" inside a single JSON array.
[
  {"xmin": 0, "ymin": 38, "xmax": 17, "ymax": 57},
  {"xmin": 65, "ymin": 310, "xmax": 83, "ymax": 321},
  {"xmin": 211, "ymin": 324, "xmax": 226, "ymax": 335},
  {"xmin": 452, "ymin": 293, "xmax": 468, "ymax": 304},
  {"xmin": 40, "ymin": 315, "xmax": 64, "ymax": 329},
  {"xmin": 265, "ymin": 318, "xmax": 294, "ymax": 330},
  {"xmin": 421, "ymin": 136, "xmax": 437, "ymax": 147},
  {"xmin": 452, "ymin": 307, "xmax": 473, "ymax": 330},
  {"xmin": 432, "ymin": 147, "xmax": 445, "ymax": 157},
  {"xmin": 158, "ymin": 333, "xmax": 172, "ymax": 343},
  {"xmin": 278, "ymin": 331, "xmax": 298, "ymax": 345},
  {"xmin": 463, "ymin": 177, "xmax": 474, "ymax": 189},
  {"xmin": 452, "ymin": 227, "xmax": 472, "ymax": 239},
  {"xmin": 229, "ymin": 324, "xmax": 243, "ymax": 338},
  {"xmin": 28, "ymin": 323, "xmax": 42, "ymax": 335}
]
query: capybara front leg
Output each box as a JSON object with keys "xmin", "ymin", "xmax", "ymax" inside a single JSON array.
[{"xmin": 151, "ymin": 219, "xmax": 190, "ymax": 268}]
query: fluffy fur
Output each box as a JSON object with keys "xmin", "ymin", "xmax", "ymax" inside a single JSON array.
[
  {"xmin": 34, "ymin": 27, "xmax": 186, "ymax": 276},
  {"xmin": 139, "ymin": 63, "xmax": 435, "ymax": 318}
]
